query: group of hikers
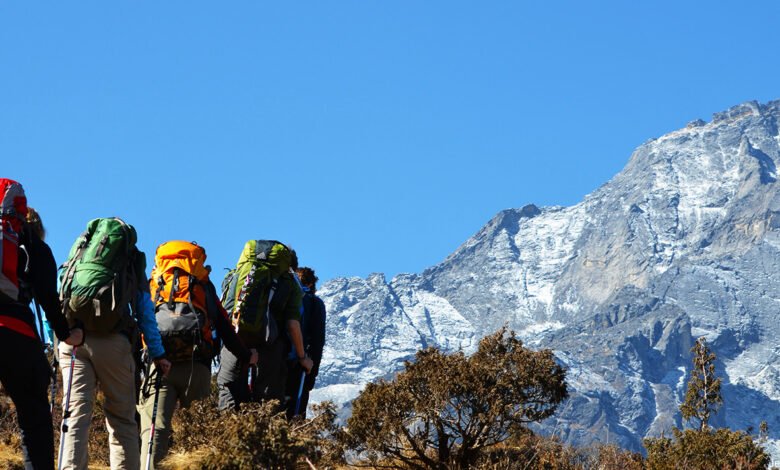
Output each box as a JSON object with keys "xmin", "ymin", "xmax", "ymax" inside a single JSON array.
[{"xmin": 0, "ymin": 178, "xmax": 328, "ymax": 470}]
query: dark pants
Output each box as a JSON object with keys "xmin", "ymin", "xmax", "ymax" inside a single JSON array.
[
  {"xmin": 284, "ymin": 362, "xmax": 316, "ymax": 419},
  {"xmin": 0, "ymin": 328, "xmax": 54, "ymax": 470},
  {"xmin": 217, "ymin": 339, "xmax": 287, "ymax": 411}
]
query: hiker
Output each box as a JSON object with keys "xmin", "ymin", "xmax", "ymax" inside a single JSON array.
[
  {"xmin": 285, "ymin": 266, "xmax": 326, "ymax": 419},
  {"xmin": 138, "ymin": 241, "xmax": 259, "ymax": 469},
  {"xmin": 217, "ymin": 241, "xmax": 313, "ymax": 411},
  {"xmin": 26, "ymin": 208, "xmax": 53, "ymax": 344},
  {"xmin": 57, "ymin": 217, "xmax": 171, "ymax": 470},
  {"xmin": 0, "ymin": 181, "xmax": 84, "ymax": 470}
]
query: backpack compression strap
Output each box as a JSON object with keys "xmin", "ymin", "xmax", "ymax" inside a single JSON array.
[
  {"xmin": 106, "ymin": 219, "xmax": 136, "ymax": 319},
  {"xmin": 59, "ymin": 230, "xmax": 91, "ymax": 304},
  {"xmin": 186, "ymin": 275, "xmax": 198, "ymax": 315},
  {"xmin": 168, "ymin": 268, "xmax": 180, "ymax": 310},
  {"xmin": 264, "ymin": 280, "xmax": 277, "ymax": 343},
  {"xmin": 154, "ymin": 275, "xmax": 165, "ymax": 304}
]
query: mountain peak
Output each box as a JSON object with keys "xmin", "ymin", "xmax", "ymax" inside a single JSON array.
[
  {"xmin": 519, "ymin": 203, "xmax": 542, "ymax": 218},
  {"xmin": 712, "ymin": 100, "xmax": 762, "ymax": 123},
  {"xmin": 315, "ymin": 98, "xmax": 780, "ymax": 458}
]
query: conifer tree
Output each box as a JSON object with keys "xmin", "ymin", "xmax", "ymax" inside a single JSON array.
[
  {"xmin": 680, "ymin": 336, "xmax": 722, "ymax": 431},
  {"xmin": 644, "ymin": 336, "xmax": 771, "ymax": 470}
]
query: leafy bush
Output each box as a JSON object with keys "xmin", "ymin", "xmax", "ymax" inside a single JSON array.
[{"xmin": 343, "ymin": 327, "xmax": 568, "ymax": 470}]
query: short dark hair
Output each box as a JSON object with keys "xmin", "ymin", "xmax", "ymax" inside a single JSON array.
[{"xmin": 296, "ymin": 267, "xmax": 318, "ymax": 291}]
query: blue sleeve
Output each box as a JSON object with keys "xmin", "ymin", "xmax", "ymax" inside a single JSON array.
[{"xmin": 136, "ymin": 291, "xmax": 166, "ymax": 359}]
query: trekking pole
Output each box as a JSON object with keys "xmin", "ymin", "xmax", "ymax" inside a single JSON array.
[
  {"xmin": 145, "ymin": 370, "xmax": 162, "ymax": 470},
  {"xmin": 45, "ymin": 323, "xmax": 58, "ymax": 414},
  {"xmin": 57, "ymin": 346, "xmax": 77, "ymax": 470},
  {"xmin": 294, "ymin": 369, "xmax": 307, "ymax": 416},
  {"xmin": 49, "ymin": 346, "xmax": 59, "ymax": 414}
]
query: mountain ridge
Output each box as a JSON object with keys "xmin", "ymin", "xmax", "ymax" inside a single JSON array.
[{"xmin": 312, "ymin": 98, "xmax": 780, "ymax": 457}]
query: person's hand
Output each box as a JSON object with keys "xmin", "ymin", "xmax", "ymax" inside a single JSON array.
[
  {"xmin": 64, "ymin": 328, "xmax": 83, "ymax": 346},
  {"xmin": 248, "ymin": 349, "xmax": 259, "ymax": 366},
  {"xmin": 153, "ymin": 357, "xmax": 172, "ymax": 377},
  {"xmin": 299, "ymin": 356, "xmax": 314, "ymax": 374}
]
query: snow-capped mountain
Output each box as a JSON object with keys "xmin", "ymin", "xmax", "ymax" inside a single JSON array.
[{"xmin": 311, "ymin": 99, "xmax": 780, "ymax": 456}]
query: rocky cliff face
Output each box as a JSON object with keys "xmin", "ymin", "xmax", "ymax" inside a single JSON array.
[{"xmin": 311, "ymin": 100, "xmax": 780, "ymax": 457}]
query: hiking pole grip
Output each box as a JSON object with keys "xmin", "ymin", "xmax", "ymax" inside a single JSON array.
[
  {"xmin": 57, "ymin": 346, "xmax": 77, "ymax": 470},
  {"xmin": 248, "ymin": 364, "xmax": 256, "ymax": 396},
  {"xmin": 294, "ymin": 369, "xmax": 307, "ymax": 416},
  {"xmin": 145, "ymin": 371, "xmax": 163, "ymax": 470}
]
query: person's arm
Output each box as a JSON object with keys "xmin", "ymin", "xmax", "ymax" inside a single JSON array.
[
  {"xmin": 284, "ymin": 279, "xmax": 312, "ymax": 372},
  {"xmin": 310, "ymin": 297, "xmax": 327, "ymax": 369},
  {"xmin": 135, "ymin": 291, "xmax": 166, "ymax": 358},
  {"xmin": 303, "ymin": 297, "xmax": 326, "ymax": 391},
  {"xmin": 286, "ymin": 319, "xmax": 312, "ymax": 373},
  {"xmin": 205, "ymin": 281, "xmax": 255, "ymax": 364},
  {"xmin": 134, "ymin": 290, "xmax": 172, "ymax": 372},
  {"xmin": 29, "ymin": 235, "xmax": 82, "ymax": 344}
]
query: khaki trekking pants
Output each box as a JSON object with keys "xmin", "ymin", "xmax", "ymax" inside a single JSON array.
[
  {"xmin": 58, "ymin": 333, "xmax": 139, "ymax": 470},
  {"xmin": 138, "ymin": 360, "xmax": 211, "ymax": 469}
]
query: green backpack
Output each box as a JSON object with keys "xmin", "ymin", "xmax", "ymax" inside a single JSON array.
[
  {"xmin": 59, "ymin": 217, "xmax": 146, "ymax": 334},
  {"xmin": 221, "ymin": 240, "xmax": 293, "ymax": 347}
]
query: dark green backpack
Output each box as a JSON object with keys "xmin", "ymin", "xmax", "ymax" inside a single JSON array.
[
  {"xmin": 221, "ymin": 240, "xmax": 293, "ymax": 347},
  {"xmin": 59, "ymin": 217, "xmax": 145, "ymax": 334}
]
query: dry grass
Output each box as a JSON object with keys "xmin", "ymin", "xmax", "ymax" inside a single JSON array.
[
  {"xmin": 2, "ymin": 365, "xmax": 344, "ymax": 470},
  {"xmin": 0, "ymin": 442, "xmax": 24, "ymax": 470},
  {"xmin": 0, "ymin": 369, "xmax": 27, "ymax": 470},
  {"xmin": 158, "ymin": 450, "xmax": 212, "ymax": 470},
  {"xmin": 0, "ymin": 347, "xmax": 112, "ymax": 469},
  {"xmin": 158, "ymin": 398, "xmax": 343, "ymax": 470}
]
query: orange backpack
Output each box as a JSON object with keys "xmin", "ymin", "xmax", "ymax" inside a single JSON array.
[{"xmin": 150, "ymin": 241, "xmax": 216, "ymax": 362}]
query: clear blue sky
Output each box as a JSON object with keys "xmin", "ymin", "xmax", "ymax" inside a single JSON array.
[{"xmin": 2, "ymin": 1, "xmax": 778, "ymax": 283}]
